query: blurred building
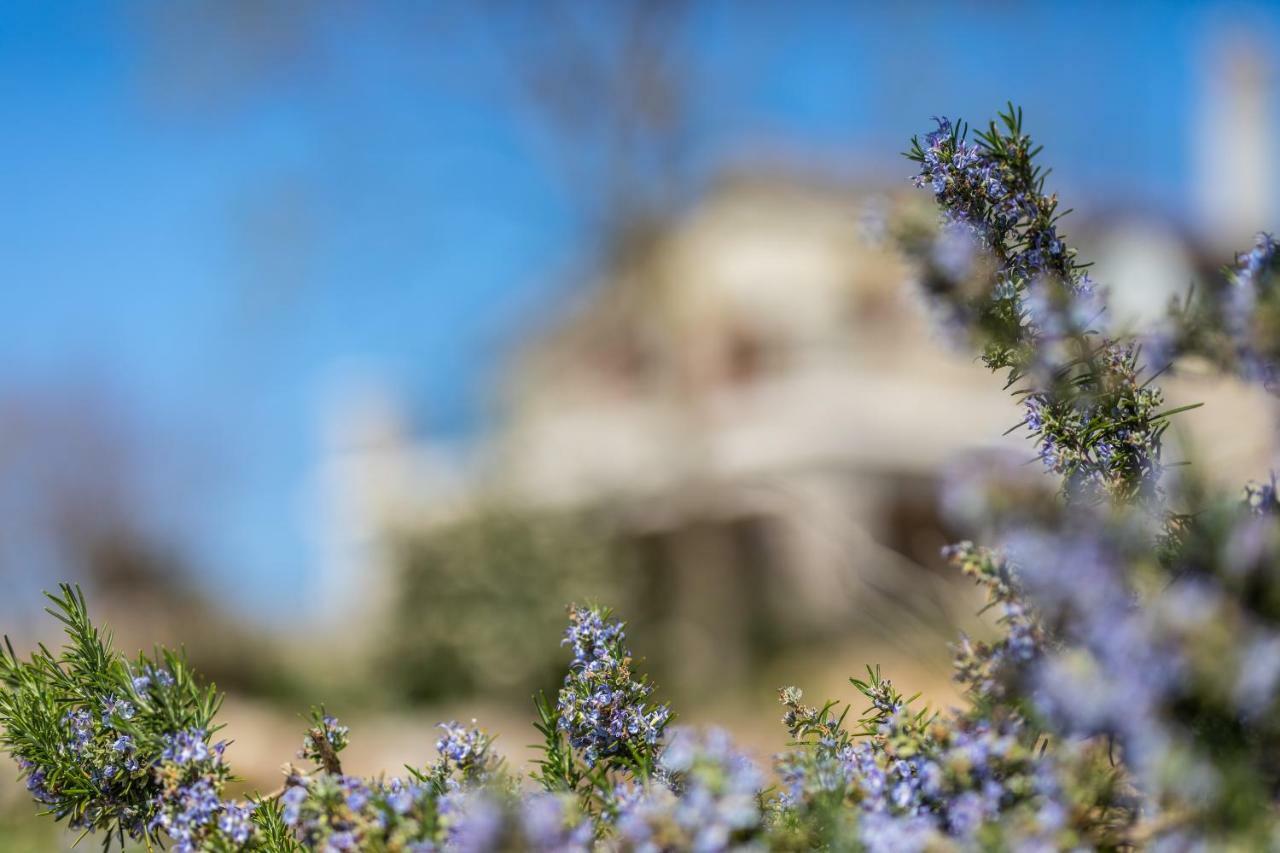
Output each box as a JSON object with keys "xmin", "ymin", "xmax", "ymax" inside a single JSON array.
[
  {"xmin": 314, "ymin": 33, "xmax": 1280, "ymax": 677},
  {"xmin": 316, "ymin": 175, "xmax": 1048, "ymax": 675},
  {"xmin": 316, "ymin": 174, "xmax": 1280, "ymax": 690}
]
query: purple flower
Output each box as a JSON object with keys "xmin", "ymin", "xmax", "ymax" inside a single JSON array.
[
  {"xmin": 617, "ymin": 727, "xmax": 764, "ymax": 850},
  {"xmin": 445, "ymin": 793, "xmax": 505, "ymax": 853},
  {"xmin": 859, "ymin": 811, "xmax": 940, "ymax": 853},
  {"xmin": 217, "ymin": 801, "xmax": 256, "ymax": 843},
  {"xmin": 281, "ymin": 785, "xmax": 308, "ymax": 826},
  {"xmin": 100, "ymin": 695, "xmax": 135, "ymax": 725},
  {"xmin": 519, "ymin": 793, "xmax": 593, "ymax": 852},
  {"xmin": 162, "ymin": 729, "xmax": 211, "ymax": 765}
]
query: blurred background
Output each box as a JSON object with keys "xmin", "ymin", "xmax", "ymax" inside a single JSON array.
[{"xmin": 4, "ymin": 0, "xmax": 1280, "ymax": 846}]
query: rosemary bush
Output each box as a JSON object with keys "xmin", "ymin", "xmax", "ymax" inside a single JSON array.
[{"xmin": 6, "ymin": 106, "xmax": 1280, "ymax": 850}]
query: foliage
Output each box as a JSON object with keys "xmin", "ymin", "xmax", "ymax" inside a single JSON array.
[
  {"xmin": 0, "ymin": 585, "xmax": 251, "ymax": 850},
  {"xmin": 381, "ymin": 508, "xmax": 633, "ymax": 703},
  {"xmin": 5, "ymin": 104, "xmax": 1280, "ymax": 849}
]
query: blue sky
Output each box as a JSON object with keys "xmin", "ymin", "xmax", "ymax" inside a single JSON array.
[{"xmin": 1, "ymin": 1, "xmax": 1277, "ymax": 620}]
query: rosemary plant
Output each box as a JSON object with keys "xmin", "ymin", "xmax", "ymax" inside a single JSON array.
[{"xmin": 5, "ymin": 105, "xmax": 1280, "ymax": 850}]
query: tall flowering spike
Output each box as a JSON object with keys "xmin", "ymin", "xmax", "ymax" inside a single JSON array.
[
  {"xmin": 555, "ymin": 605, "xmax": 669, "ymax": 769},
  {"xmin": 906, "ymin": 111, "xmax": 1083, "ymax": 366},
  {"xmin": 907, "ymin": 107, "xmax": 1177, "ymax": 505}
]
